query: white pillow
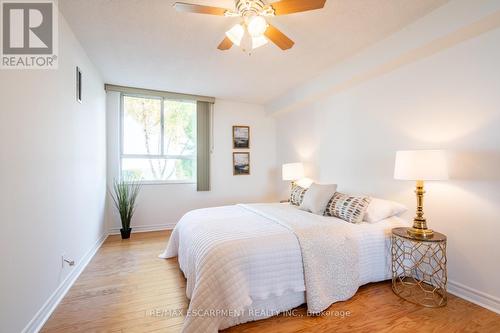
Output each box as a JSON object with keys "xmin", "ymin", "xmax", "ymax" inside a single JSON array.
[
  {"xmin": 299, "ymin": 183, "xmax": 338, "ymax": 215},
  {"xmin": 363, "ymin": 198, "xmax": 407, "ymax": 223}
]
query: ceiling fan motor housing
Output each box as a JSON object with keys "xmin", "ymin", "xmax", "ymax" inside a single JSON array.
[{"xmin": 235, "ymin": 0, "xmax": 273, "ymax": 17}]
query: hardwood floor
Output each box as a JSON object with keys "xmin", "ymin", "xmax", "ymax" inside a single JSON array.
[{"xmin": 42, "ymin": 231, "xmax": 500, "ymax": 333}]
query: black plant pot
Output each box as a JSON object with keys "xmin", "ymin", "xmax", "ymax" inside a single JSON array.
[{"xmin": 120, "ymin": 228, "xmax": 132, "ymax": 239}]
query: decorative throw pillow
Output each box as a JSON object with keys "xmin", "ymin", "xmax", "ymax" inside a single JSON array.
[
  {"xmin": 289, "ymin": 184, "xmax": 307, "ymax": 206},
  {"xmin": 325, "ymin": 192, "xmax": 371, "ymax": 224},
  {"xmin": 299, "ymin": 183, "xmax": 338, "ymax": 215},
  {"xmin": 363, "ymin": 198, "xmax": 407, "ymax": 223}
]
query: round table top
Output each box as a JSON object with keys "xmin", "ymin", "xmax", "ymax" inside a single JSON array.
[{"xmin": 392, "ymin": 227, "xmax": 447, "ymax": 242}]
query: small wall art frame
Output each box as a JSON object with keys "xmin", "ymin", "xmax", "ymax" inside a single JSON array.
[
  {"xmin": 233, "ymin": 152, "xmax": 250, "ymax": 176},
  {"xmin": 76, "ymin": 66, "xmax": 82, "ymax": 103},
  {"xmin": 233, "ymin": 125, "xmax": 250, "ymax": 149}
]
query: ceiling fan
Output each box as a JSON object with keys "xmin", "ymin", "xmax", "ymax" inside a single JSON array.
[{"xmin": 174, "ymin": 0, "xmax": 327, "ymax": 52}]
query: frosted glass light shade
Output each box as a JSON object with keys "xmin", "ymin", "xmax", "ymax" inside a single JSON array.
[
  {"xmin": 247, "ymin": 16, "xmax": 268, "ymax": 37},
  {"xmin": 282, "ymin": 163, "xmax": 304, "ymax": 181},
  {"xmin": 226, "ymin": 24, "xmax": 244, "ymax": 46},
  {"xmin": 394, "ymin": 150, "xmax": 449, "ymax": 181},
  {"xmin": 252, "ymin": 35, "xmax": 268, "ymax": 49}
]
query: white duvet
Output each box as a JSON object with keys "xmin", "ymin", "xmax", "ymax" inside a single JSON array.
[{"xmin": 160, "ymin": 203, "xmax": 406, "ymax": 333}]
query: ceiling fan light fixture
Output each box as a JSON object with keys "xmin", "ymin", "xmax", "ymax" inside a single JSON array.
[
  {"xmin": 247, "ymin": 15, "xmax": 268, "ymax": 37},
  {"xmin": 175, "ymin": 0, "xmax": 327, "ymax": 51},
  {"xmin": 225, "ymin": 23, "xmax": 245, "ymax": 46}
]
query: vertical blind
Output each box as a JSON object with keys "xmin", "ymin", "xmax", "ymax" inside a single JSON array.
[{"xmin": 197, "ymin": 101, "xmax": 211, "ymax": 191}]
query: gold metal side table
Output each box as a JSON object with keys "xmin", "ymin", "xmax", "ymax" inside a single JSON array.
[{"xmin": 391, "ymin": 227, "xmax": 447, "ymax": 307}]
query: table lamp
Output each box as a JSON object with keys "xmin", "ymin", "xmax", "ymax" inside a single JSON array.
[
  {"xmin": 282, "ymin": 162, "xmax": 304, "ymax": 187},
  {"xmin": 394, "ymin": 150, "xmax": 448, "ymax": 238}
]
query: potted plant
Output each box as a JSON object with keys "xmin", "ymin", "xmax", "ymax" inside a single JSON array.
[{"xmin": 110, "ymin": 179, "xmax": 141, "ymax": 239}]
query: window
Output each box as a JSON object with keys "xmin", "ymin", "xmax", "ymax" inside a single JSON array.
[{"xmin": 121, "ymin": 94, "xmax": 196, "ymax": 183}]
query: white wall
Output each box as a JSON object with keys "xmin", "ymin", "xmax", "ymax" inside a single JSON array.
[
  {"xmin": 272, "ymin": 0, "xmax": 500, "ymax": 313},
  {"xmin": 0, "ymin": 15, "xmax": 107, "ymax": 333},
  {"xmin": 106, "ymin": 96, "xmax": 278, "ymax": 232}
]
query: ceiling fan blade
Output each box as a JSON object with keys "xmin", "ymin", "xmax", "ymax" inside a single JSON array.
[
  {"xmin": 264, "ymin": 24, "xmax": 295, "ymax": 50},
  {"xmin": 271, "ymin": 0, "xmax": 326, "ymax": 15},
  {"xmin": 174, "ymin": 2, "xmax": 228, "ymax": 16},
  {"xmin": 217, "ymin": 37, "xmax": 233, "ymax": 50}
]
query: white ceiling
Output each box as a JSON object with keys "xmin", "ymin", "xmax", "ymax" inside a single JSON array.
[{"xmin": 60, "ymin": 0, "xmax": 449, "ymax": 104}]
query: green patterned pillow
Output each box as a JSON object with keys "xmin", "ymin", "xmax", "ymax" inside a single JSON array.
[
  {"xmin": 325, "ymin": 192, "xmax": 371, "ymax": 223},
  {"xmin": 290, "ymin": 185, "xmax": 307, "ymax": 206}
]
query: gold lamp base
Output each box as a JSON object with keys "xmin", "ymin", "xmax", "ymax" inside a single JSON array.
[
  {"xmin": 407, "ymin": 180, "xmax": 434, "ymax": 239},
  {"xmin": 407, "ymin": 226, "xmax": 434, "ymax": 238}
]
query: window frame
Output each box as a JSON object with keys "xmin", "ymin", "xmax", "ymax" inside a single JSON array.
[{"xmin": 119, "ymin": 92, "xmax": 197, "ymax": 185}]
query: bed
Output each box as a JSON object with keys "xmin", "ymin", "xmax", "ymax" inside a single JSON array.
[{"xmin": 160, "ymin": 203, "xmax": 407, "ymax": 333}]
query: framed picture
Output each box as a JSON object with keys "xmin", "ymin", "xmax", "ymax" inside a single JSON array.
[
  {"xmin": 233, "ymin": 152, "xmax": 250, "ymax": 176},
  {"xmin": 76, "ymin": 66, "xmax": 82, "ymax": 103},
  {"xmin": 233, "ymin": 125, "xmax": 250, "ymax": 149}
]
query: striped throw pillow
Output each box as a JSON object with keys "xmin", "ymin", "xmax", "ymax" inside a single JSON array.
[
  {"xmin": 290, "ymin": 185, "xmax": 307, "ymax": 206},
  {"xmin": 325, "ymin": 192, "xmax": 371, "ymax": 224}
]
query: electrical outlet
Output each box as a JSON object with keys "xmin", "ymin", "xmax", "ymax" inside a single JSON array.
[{"xmin": 62, "ymin": 253, "xmax": 75, "ymax": 267}]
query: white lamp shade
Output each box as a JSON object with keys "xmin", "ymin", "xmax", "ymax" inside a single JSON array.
[
  {"xmin": 282, "ymin": 163, "xmax": 304, "ymax": 181},
  {"xmin": 394, "ymin": 150, "xmax": 449, "ymax": 181}
]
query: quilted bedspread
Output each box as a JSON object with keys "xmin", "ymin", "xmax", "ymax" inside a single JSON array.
[{"xmin": 160, "ymin": 203, "xmax": 362, "ymax": 333}]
